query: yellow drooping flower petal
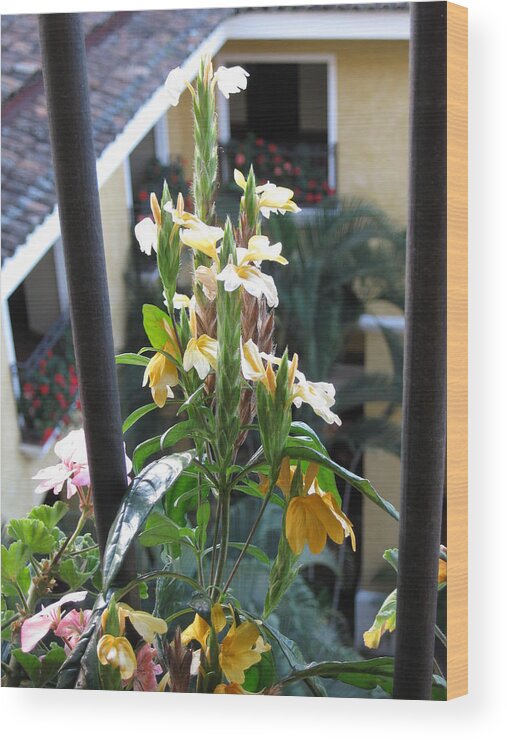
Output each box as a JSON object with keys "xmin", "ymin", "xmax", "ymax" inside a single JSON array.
[
  {"xmin": 211, "ymin": 603, "xmax": 226, "ymax": 633},
  {"xmin": 180, "ymin": 223, "xmax": 223, "ymax": 263},
  {"xmin": 97, "ymin": 634, "xmax": 137, "ymax": 680},
  {"xmin": 256, "ymin": 182, "xmax": 301, "ymax": 218},
  {"xmin": 118, "ymin": 604, "xmax": 168, "ymax": 643},
  {"xmin": 181, "ymin": 613, "xmax": 211, "ymax": 651},
  {"xmin": 285, "ymin": 488, "xmax": 356, "ymax": 556},
  {"xmin": 219, "ymin": 619, "xmax": 265, "ymax": 686},
  {"xmin": 143, "ymin": 343, "xmax": 179, "ymax": 408}
]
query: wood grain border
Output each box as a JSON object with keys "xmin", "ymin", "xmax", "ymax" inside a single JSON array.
[{"xmin": 446, "ymin": 1, "xmax": 468, "ymax": 700}]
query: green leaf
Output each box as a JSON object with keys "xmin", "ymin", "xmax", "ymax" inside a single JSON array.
[
  {"xmin": 283, "ymin": 444, "xmax": 399, "ymax": 521},
  {"xmin": 138, "ymin": 511, "xmax": 188, "ymax": 547},
  {"xmin": 122, "ymin": 402, "xmax": 158, "ymax": 434},
  {"xmin": 133, "ymin": 435, "xmax": 162, "ymax": 474},
  {"xmin": 362, "ymin": 590, "xmax": 397, "ymax": 650},
  {"xmin": 58, "ymin": 558, "xmax": 97, "ymax": 590},
  {"xmin": 1, "ymin": 542, "xmax": 29, "ymax": 582},
  {"xmin": 115, "ymin": 352, "xmax": 149, "ymax": 367},
  {"xmin": 244, "ymin": 614, "xmax": 327, "ymax": 697},
  {"xmin": 204, "ymin": 542, "xmax": 270, "ymax": 567},
  {"xmin": 102, "ymin": 451, "xmax": 194, "ymax": 592},
  {"xmin": 13, "ymin": 645, "xmax": 67, "ymax": 687},
  {"xmin": 161, "ymin": 419, "xmax": 208, "ymax": 450},
  {"xmin": 7, "ymin": 518, "xmax": 56, "ymax": 554},
  {"xmin": 242, "ymin": 648, "xmax": 277, "ymax": 693},
  {"xmin": 279, "ymin": 657, "xmax": 446, "ymax": 700},
  {"xmin": 288, "ymin": 422, "xmax": 340, "ymax": 501},
  {"xmin": 142, "ymin": 304, "xmax": 172, "ymax": 349},
  {"xmin": 28, "ymin": 502, "xmax": 69, "ymax": 531},
  {"xmin": 165, "ymin": 466, "xmax": 205, "ymax": 526}
]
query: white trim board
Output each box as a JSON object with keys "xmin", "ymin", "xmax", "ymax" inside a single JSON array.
[{"xmin": 1, "ymin": 7, "xmax": 409, "ymax": 300}]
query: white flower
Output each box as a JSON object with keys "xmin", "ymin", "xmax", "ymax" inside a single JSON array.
[
  {"xmin": 172, "ymin": 293, "xmax": 191, "ymax": 310},
  {"xmin": 182, "ymin": 305, "xmax": 217, "ymax": 380},
  {"xmin": 213, "ymin": 66, "xmax": 249, "ymax": 98},
  {"xmin": 216, "ymin": 263, "xmax": 278, "ymax": 308},
  {"xmin": 292, "ymin": 372, "xmax": 342, "ymax": 426},
  {"xmin": 195, "ymin": 264, "xmax": 218, "ymax": 301},
  {"xmin": 257, "ymin": 182, "xmax": 301, "ymax": 218},
  {"xmin": 164, "ymin": 67, "xmax": 188, "ymax": 107},
  {"xmin": 134, "ymin": 217, "xmax": 158, "ymax": 255},
  {"xmin": 238, "ymin": 235, "xmax": 288, "ymax": 266}
]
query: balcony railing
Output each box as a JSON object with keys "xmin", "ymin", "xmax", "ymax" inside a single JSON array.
[
  {"xmin": 219, "ymin": 135, "xmax": 337, "ymax": 206},
  {"xmin": 15, "ymin": 313, "xmax": 80, "ymax": 445}
]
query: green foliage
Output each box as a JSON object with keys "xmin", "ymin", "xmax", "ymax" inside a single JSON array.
[
  {"xmin": 1, "ymin": 542, "xmax": 29, "ymax": 583},
  {"xmin": 27, "ymin": 501, "xmax": 69, "ymax": 530},
  {"xmin": 7, "ymin": 517, "xmax": 56, "ymax": 555},
  {"xmin": 12, "ymin": 645, "xmax": 67, "ymax": 688},
  {"xmin": 102, "ymin": 451, "xmax": 194, "ymax": 591}
]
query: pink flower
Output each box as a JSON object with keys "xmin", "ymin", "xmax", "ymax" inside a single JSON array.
[
  {"xmin": 125, "ymin": 644, "xmax": 162, "ymax": 691},
  {"xmin": 33, "ymin": 428, "xmax": 132, "ymax": 497},
  {"xmin": 235, "ymin": 152, "xmax": 246, "ymax": 166},
  {"xmin": 20, "ymin": 591, "xmax": 88, "ymax": 653},
  {"xmin": 54, "ymin": 608, "xmax": 92, "ymax": 654}
]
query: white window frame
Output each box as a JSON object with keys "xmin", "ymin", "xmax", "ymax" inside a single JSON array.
[{"xmin": 215, "ymin": 52, "xmax": 338, "ymax": 191}]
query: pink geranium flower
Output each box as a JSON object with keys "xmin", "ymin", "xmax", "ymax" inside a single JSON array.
[
  {"xmin": 33, "ymin": 428, "xmax": 132, "ymax": 498},
  {"xmin": 20, "ymin": 591, "xmax": 88, "ymax": 653},
  {"xmin": 54, "ymin": 608, "xmax": 92, "ymax": 654},
  {"xmin": 125, "ymin": 644, "xmax": 162, "ymax": 691}
]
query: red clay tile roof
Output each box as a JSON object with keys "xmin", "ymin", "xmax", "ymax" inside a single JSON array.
[
  {"xmin": 1, "ymin": 5, "xmax": 408, "ymax": 265},
  {"xmin": 1, "ymin": 9, "xmax": 233, "ymax": 264}
]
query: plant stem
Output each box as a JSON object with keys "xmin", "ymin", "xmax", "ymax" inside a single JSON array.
[
  {"xmin": 212, "ymin": 489, "xmax": 230, "ymax": 598},
  {"xmin": 209, "ymin": 495, "xmax": 222, "ymax": 589},
  {"xmin": 223, "ymin": 487, "xmax": 273, "ymax": 594}
]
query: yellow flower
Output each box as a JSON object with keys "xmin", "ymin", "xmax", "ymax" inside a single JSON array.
[
  {"xmin": 97, "ymin": 635, "xmax": 137, "ymax": 680},
  {"xmin": 285, "ymin": 475, "xmax": 356, "ymax": 555},
  {"xmin": 241, "ymin": 339, "xmax": 294, "ymax": 397},
  {"xmin": 180, "ymin": 604, "xmax": 226, "ymax": 652},
  {"xmin": 117, "ymin": 604, "xmax": 168, "ymax": 643},
  {"xmin": 183, "ymin": 304, "xmax": 218, "ymax": 379},
  {"xmin": 219, "ymin": 619, "xmax": 269, "ymax": 686},
  {"xmin": 143, "ymin": 342, "xmax": 179, "ymax": 408},
  {"xmin": 180, "ymin": 222, "xmax": 224, "ymax": 264}
]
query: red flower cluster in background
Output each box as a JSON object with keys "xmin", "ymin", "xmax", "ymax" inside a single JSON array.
[
  {"xmin": 229, "ymin": 133, "xmax": 336, "ymax": 204},
  {"xmin": 17, "ymin": 327, "xmax": 81, "ymax": 446}
]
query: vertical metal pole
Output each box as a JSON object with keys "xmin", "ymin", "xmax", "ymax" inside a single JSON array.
[
  {"xmin": 393, "ymin": 2, "xmax": 447, "ymax": 700},
  {"xmin": 39, "ymin": 14, "xmax": 136, "ymax": 585}
]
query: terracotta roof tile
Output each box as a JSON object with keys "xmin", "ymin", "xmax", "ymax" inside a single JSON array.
[{"xmin": 1, "ymin": 9, "xmax": 232, "ymax": 264}]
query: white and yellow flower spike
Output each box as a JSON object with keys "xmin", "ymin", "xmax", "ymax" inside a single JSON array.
[{"xmin": 183, "ymin": 305, "xmax": 218, "ymax": 380}]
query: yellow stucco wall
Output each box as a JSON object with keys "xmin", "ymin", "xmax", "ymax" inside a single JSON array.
[{"xmin": 1, "ymin": 163, "xmax": 131, "ymax": 521}]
